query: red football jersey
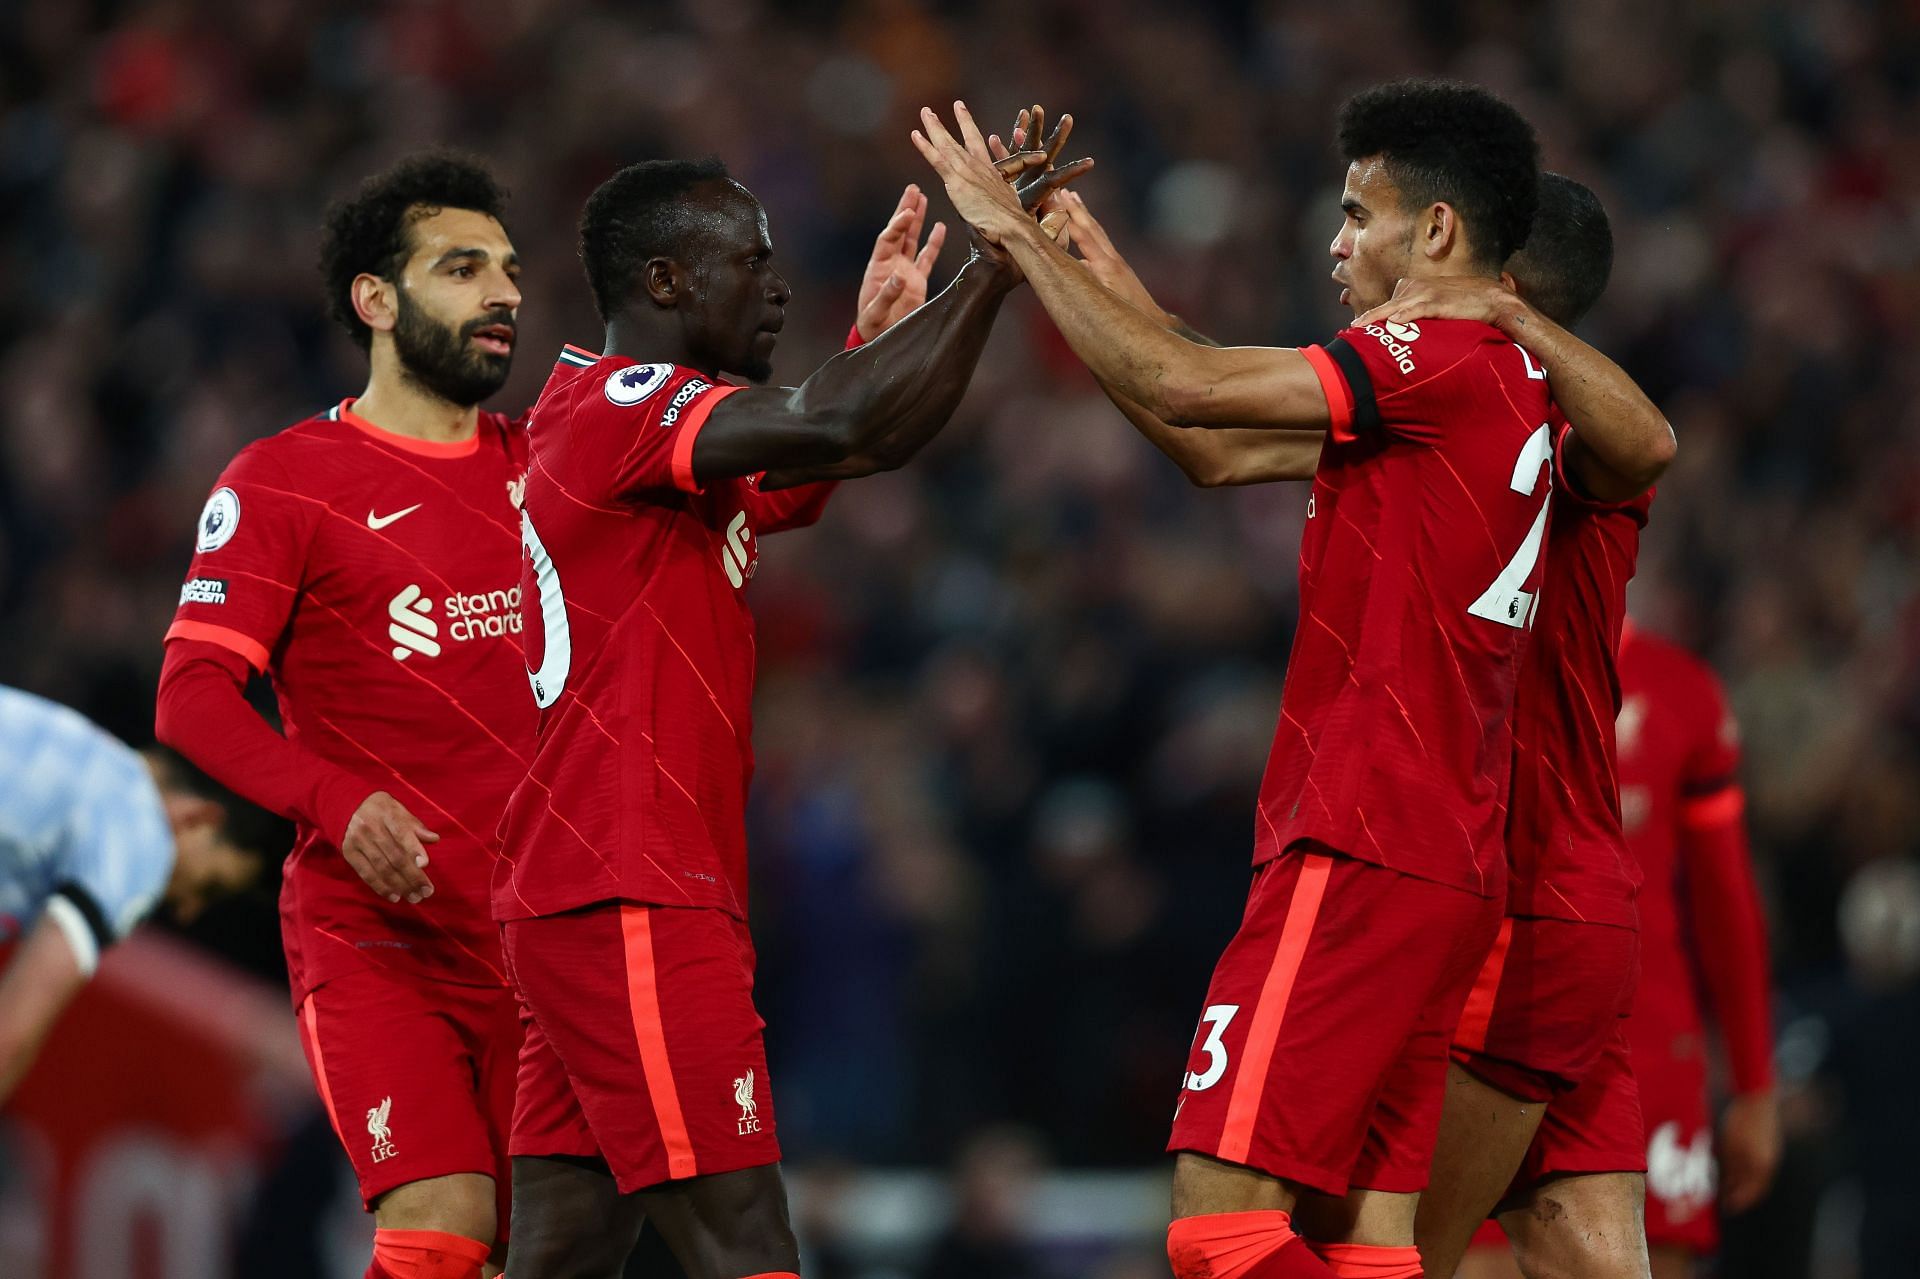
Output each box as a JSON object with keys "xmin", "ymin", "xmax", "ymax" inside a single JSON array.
[
  {"xmin": 1267, "ymin": 318, "xmax": 1556, "ymax": 896},
  {"xmin": 1616, "ymin": 628, "xmax": 1754, "ymax": 1049},
  {"xmin": 494, "ymin": 346, "xmax": 836, "ymax": 923},
  {"xmin": 166, "ymin": 402, "xmax": 532, "ymax": 999},
  {"xmin": 1503, "ymin": 421, "xmax": 1653, "ymax": 927}
]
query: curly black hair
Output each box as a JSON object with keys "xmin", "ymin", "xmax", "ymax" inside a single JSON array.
[
  {"xmin": 1508, "ymin": 172, "xmax": 1614, "ymax": 329},
  {"xmin": 578, "ymin": 157, "xmax": 734, "ymax": 322},
  {"xmin": 1338, "ymin": 79, "xmax": 1540, "ymax": 268},
  {"xmin": 319, "ymin": 152, "xmax": 510, "ymax": 352}
]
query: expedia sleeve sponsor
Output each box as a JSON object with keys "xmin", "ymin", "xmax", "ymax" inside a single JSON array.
[{"xmin": 179, "ymin": 578, "xmax": 229, "ymax": 606}]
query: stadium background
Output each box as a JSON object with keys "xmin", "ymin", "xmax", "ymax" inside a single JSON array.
[{"xmin": 2, "ymin": 0, "xmax": 1917, "ymax": 1275}]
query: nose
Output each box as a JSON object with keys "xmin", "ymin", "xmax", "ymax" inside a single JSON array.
[
  {"xmin": 766, "ymin": 267, "xmax": 791, "ymax": 308},
  {"xmin": 1329, "ymin": 225, "xmax": 1351, "ymax": 261},
  {"xmin": 488, "ymin": 265, "xmax": 523, "ymax": 313}
]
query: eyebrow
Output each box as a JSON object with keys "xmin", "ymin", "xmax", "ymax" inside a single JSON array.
[{"xmin": 433, "ymin": 247, "xmax": 521, "ymax": 269}]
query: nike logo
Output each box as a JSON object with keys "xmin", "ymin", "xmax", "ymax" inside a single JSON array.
[{"xmin": 367, "ymin": 505, "xmax": 422, "ymax": 530}]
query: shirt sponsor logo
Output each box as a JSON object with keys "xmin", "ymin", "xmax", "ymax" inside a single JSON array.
[
  {"xmin": 606, "ymin": 362, "xmax": 674, "ymax": 407},
  {"xmin": 367, "ymin": 1096, "xmax": 398, "ymax": 1163},
  {"xmin": 179, "ymin": 577, "xmax": 228, "ymax": 606},
  {"xmin": 196, "ymin": 487, "xmax": 240, "ymax": 552},
  {"xmin": 1363, "ymin": 322, "xmax": 1418, "ymax": 375},
  {"xmin": 386, "ymin": 583, "xmax": 524, "ymax": 661},
  {"xmin": 734, "ymin": 1068, "xmax": 761, "ymax": 1135},
  {"xmin": 720, "ymin": 510, "xmax": 757, "ymax": 588},
  {"xmin": 661, "ymin": 379, "xmax": 713, "ymax": 431}
]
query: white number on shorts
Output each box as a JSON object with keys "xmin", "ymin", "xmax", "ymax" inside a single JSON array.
[
  {"xmin": 1467, "ymin": 423, "xmax": 1554, "ymax": 630},
  {"xmin": 522, "ymin": 509, "xmax": 572, "ymax": 708},
  {"xmin": 1183, "ymin": 1004, "xmax": 1240, "ymax": 1092}
]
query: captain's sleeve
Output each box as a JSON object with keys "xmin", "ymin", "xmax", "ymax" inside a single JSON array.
[
  {"xmin": 584, "ymin": 362, "xmax": 746, "ymax": 501},
  {"xmin": 164, "ymin": 444, "xmax": 316, "ymax": 672},
  {"xmin": 1302, "ymin": 321, "xmax": 1491, "ymax": 447}
]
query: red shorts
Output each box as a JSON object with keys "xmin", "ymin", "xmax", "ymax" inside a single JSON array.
[
  {"xmin": 1452, "ymin": 916, "xmax": 1640, "ymax": 1101},
  {"xmin": 1631, "ymin": 1022, "xmax": 1718, "ymax": 1254},
  {"xmin": 1168, "ymin": 847, "xmax": 1504, "ymax": 1196},
  {"xmin": 502, "ymin": 901, "xmax": 780, "ymax": 1194},
  {"xmin": 295, "ymin": 967, "xmax": 519, "ymax": 1229}
]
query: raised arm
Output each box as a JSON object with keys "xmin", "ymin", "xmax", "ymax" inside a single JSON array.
[
  {"xmin": 1056, "ymin": 190, "xmax": 1323, "ymax": 484},
  {"xmin": 1359, "ymin": 278, "xmax": 1674, "ymax": 500},
  {"xmin": 913, "ymin": 103, "xmax": 1331, "ymax": 430}
]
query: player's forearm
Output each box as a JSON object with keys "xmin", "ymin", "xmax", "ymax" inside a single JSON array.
[
  {"xmin": 1683, "ymin": 808, "xmax": 1777, "ymax": 1093},
  {"xmin": 1001, "ymin": 222, "xmax": 1300, "ymax": 426},
  {"xmin": 788, "ymin": 255, "xmax": 1015, "ymax": 466},
  {"xmin": 0, "ymin": 915, "xmax": 88, "ymax": 1102},
  {"xmin": 1103, "ymin": 382, "xmax": 1323, "ymax": 486},
  {"xmin": 156, "ymin": 642, "xmax": 371, "ymax": 847},
  {"xmin": 1495, "ymin": 302, "xmax": 1674, "ymax": 500}
]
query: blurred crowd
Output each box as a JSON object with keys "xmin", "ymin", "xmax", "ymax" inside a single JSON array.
[{"xmin": 3, "ymin": 0, "xmax": 1919, "ymax": 1274}]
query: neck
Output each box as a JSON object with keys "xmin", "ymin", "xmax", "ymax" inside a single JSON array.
[
  {"xmin": 351, "ymin": 344, "xmax": 481, "ymax": 443},
  {"xmin": 604, "ymin": 314, "xmax": 712, "ymax": 378}
]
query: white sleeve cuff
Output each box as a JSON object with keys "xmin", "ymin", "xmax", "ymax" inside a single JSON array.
[{"xmin": 43, "ymin": 895, "xmax": 101, "ymax": 979}]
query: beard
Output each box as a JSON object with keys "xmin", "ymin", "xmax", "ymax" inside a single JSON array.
[{"xmin": 393, "ymin": 290, "xmax": 514, "ymax": 406}]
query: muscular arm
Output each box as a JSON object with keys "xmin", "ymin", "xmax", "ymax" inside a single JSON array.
[
  {"xmin": 0, "ymin": 912, "xmax": 90, "ymax": 1102},
  {"xmin": 698, "ymin": 253, "xmax": 1017, "ymax": 486},
  {"xmin": 1360, "ymin": 282, "xmax": 1674, "ymax": 501},
  {"xmin": 1108, "ymin": 389, "xmax": 1324, "ymax": 485}
]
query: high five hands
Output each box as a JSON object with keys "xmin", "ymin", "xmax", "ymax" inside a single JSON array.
[{"xmin": 913, "ymin": 101, "xmax": 1093, "ymax": 250}]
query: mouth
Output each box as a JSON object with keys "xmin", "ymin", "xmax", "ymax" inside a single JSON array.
[
  {"xmin": 1331, "ymin": 271, "xmax": 1351, "ymax": 309},
  {"xmin": 470, "ymin": 324, "xmax": 516, "ymax": 357}
]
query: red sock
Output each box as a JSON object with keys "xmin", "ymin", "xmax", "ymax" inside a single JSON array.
[
  {"xmin": 737, "ymin": 1274, "xmax": 801, "ymax": 1278},
  {"xmin": 1308, "ymin": 1242, "xmax": 1424, "ymax": 1278},
  {"xmin": 1168, "ymin": 1211, "xmax": 1339, "ymax": 1278},
  {"xmin": 364, "ymin": 1228, "xmax": 491, "ymax": 1279}
]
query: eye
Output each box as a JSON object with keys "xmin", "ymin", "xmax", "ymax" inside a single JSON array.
[{"xmin": 452, "ymin": 265, "xmax": 476, "ymax": 279}]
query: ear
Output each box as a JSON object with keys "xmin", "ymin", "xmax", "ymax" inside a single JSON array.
[
  {"xmin": 1422, "ymin": 202, "xmax": 1459, "ymax": 263},
  {"xmin": 352, "ymin": 273, "xmax": 399, "ymax": 336},
  {"xmin": 1499, "ymin": 269, "xmax": 1519, "ymax": 292},
  {"xmin": 643, "ymin": 258, "xmax": 682, "ymax": 307}
]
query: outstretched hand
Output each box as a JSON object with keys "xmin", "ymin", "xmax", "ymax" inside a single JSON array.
[
  {"xmin": 856, "ymin": 184, "xmax": 948, "ymax": 341},
  {"xmin": 1354, "ymin": 274, "xmax": 1527, "ymax": 330},
  {"xmin": 912, "ymin": 101, "xmax": 1091, "ymax": 245}
]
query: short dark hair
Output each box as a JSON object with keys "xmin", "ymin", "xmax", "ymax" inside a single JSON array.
[
  {"xmin": 578, "ymin": 157, "xmax": 734, "ymax": 321},
  {"xmin": 1507, "ymin": 173, "xmax": 1614, "ymax": 329},
  {"xmin": 145, "ymin": 746, "xmax": 293, "ymax": 863},
  {"xmin": 319, "ymin": 152, "xmax": 511, "ymax": 352},
  {"xmin": 1338, "ymin": 79, "xmax": 1540, "ymax": 267}
]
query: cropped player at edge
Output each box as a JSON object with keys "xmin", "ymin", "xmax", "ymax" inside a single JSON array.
[
  {"xmin": 0, "ymin": 686, "xmax": 284, "ymax": 1101},
  {"xmin": 919, "ymin": 80, "xmax": 1573, "ymax": 1279},
  {"xmin": 1046, "ymin": 160, "xmax": 1678, "ymax": 1278},
  {"xmin": 495, "ymin": 140, "xmax": 1085, "ymax": 1279}
]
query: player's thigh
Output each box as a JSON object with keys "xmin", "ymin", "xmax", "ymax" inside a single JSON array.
[
  {"xmin": 295, "ymin": 968, "xmax": 504, "ymax": 1224},
  {"xmin": 503, "ymin": 1154, "xmax": 646, "ymax": 1279},
  {"xmin": 1412, "ymin": 1063, "xmax": 1549, "ymax": 1278},
  {"xmin": 1169, "ymin": 849, "xmax": 1499, "ymax": 1202},
  {"xmin": 636, "ymin": 1163, "xmax": 799, "ymax": 1279},
  {"xmin": 503, "ymin": 902, "xmax": 781, "ymax": 1195},
  {"xmin": 1500, "ymin": 1173, "xmax": 1648, "ymax": 1279}
]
